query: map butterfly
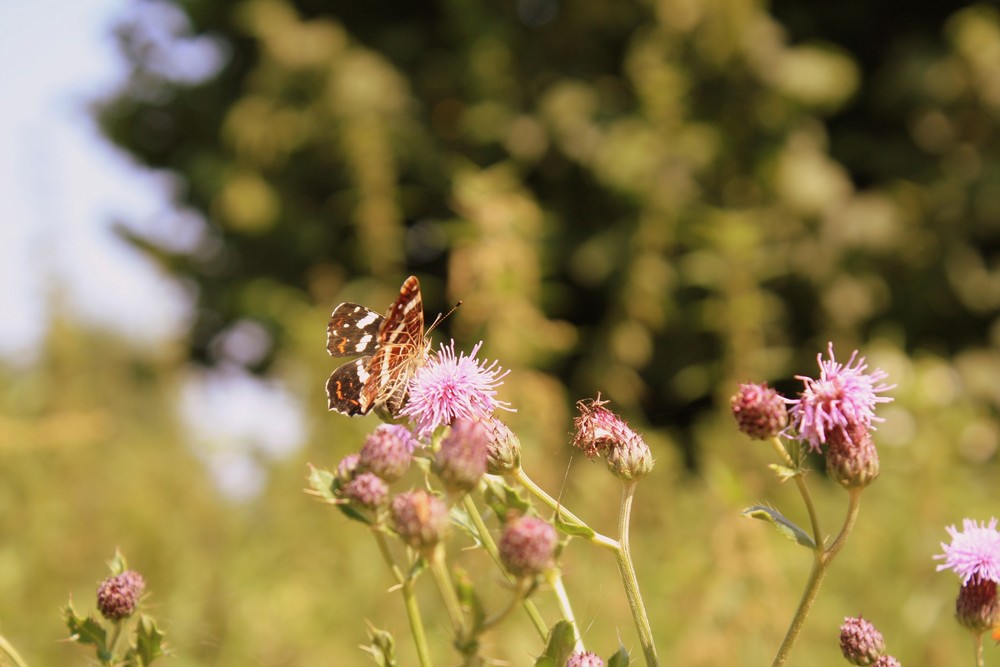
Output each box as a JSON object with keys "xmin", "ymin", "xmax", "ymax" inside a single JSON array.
[{"xmin": 326, "ymin": 276, "xmax": 431, "ymax": 417}]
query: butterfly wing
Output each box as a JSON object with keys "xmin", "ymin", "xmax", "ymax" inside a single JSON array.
[
  {"xmin": 326, "ymin": 303, "xmax": 384, "ymax": 357},
  {"xmin": 326, "ymin": 357, "xmax": 374, "ymax": 415},
  {"xmin": 361, "ymin": 276, "xmax": 427, "ymax": 415}
]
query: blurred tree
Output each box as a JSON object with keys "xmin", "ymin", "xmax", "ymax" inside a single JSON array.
[{"xmin": 97, "ymin": 0, "xmax": 1000, "ymax": 467}]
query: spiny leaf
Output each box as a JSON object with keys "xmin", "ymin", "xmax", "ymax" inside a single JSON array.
[
  {"xmin": 743, "ymin": 505, "xmax": 816, "ymax": 549},
  {"xmin": 63, "ymin": 602, "xmax": 107, "ymax": 649},
  {"xmin": 305, "ymin": 464, "xmax": 338, "ymax": 502},
  {"xmin": 360, "ymin": 624, "xmax": 397, "ymax": 667},
  {"xmin": 607, "ymin": 646, "xmax": 630, "ymax": 667}
]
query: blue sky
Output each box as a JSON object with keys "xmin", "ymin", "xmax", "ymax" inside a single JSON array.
[{"xmin": 0, "ymin": 0, "xmax": 304, "ymax": 499}]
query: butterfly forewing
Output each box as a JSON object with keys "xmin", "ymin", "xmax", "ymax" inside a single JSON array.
[{"xmin": 325, "ymin": 276, "xmax": 430, "ymax": 417}]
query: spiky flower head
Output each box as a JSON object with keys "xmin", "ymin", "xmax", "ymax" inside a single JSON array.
[
  {"xmin": 499, "ymin": 515, "xmax": 557, "ymax": 578},
  {"xmin": 401, "ymin": 340, "xmax": 514, "ymax": 439},
  {"xmin": 485, "ymin": 418, "xmax": 521, "ymax": 474},
  {"xmin": 359, "ymin": 424, "xmax": 418, "ymax": 482},
  {"xmin": 390, "ymin": 490, "xmax": 450, "ymax": 552},
  {"xmin": 97, "ymin": 570, "xmax": 146, "ymax": 621},
  {"xmin": 934, "ymin": 518, "xmax": 1000, "ymax": 585},
  {"xmin": 342, "ymin": 471, "xmax": 389, "ymax": 509},
  {"xmin": 731, "ymin": 382, "xmax": 788, "ymax": 440},
  {"xmin": 566, "ymin": 651, "xmax": 605, "ymax": 667},
  {"xmin": 335, "ymin": 452, "xmax": 361, "ymax": 484},
  {"xmin": 839, "ymin": 615, "xmax": 886, "ymax": 665},
  {"xmin": 787, "ymin": 343, "xmax": 894, "ymax": 453},
  {"xmin": 434, "ymin": 418, "xmax": 490, "ymax": 494},
  {"xmin": 606, "ymin": 431, "xmax": 654, "ymax": 481}
]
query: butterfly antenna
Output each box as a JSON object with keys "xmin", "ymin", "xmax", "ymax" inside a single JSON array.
[{"xmin": 426, "ymin": 300, "xmax": 462, "ymax": 336}]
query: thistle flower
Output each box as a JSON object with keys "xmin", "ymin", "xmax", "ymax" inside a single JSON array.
[
  {"xmin": 390, "ymin": 490, "xmax": 450, "ymax": 552},
  {"xmin": 97, "ymin": 570, "xmax": 146, "ymax": 620},
  {"xmin": 342, "ymin": 472, "xmax": 389, "ymax": 509},
  {"xmin": 955, "ymin": 576, "xmax": 1000, "ymax": 633},
  {"xmin": 359, "ymin": 424, "xmax": 418, "ymax": 482},
  {"xmin": 872, "ymin": 657, "xmax": 901, "ymax": 667},
  {"xmin": 787, "ymin": 343, "xmax": 894, "ymax": 453},
  {"xmin": 573, "ymin": 396, "xmax": 654, "ymax": 480},
  {"xmin": 499, "ymin": 515, "xmax": 557, "ymax": 578},
  {"xmin": 839, "ymin": 615, "xmax": 886, "ymax": 665},
  {"xmin": 485, "ymin": 418, "xmax": 521, "ymax": 474},
  {"xmin": 434, "ymin": 418, "xmax": 490, "ymax": 493},
  {"xmin": 731, "ymin": 382, "xmax": 788, "ymax": 440},
  {"xmin": 400, "ymin": 340, "xmax": 514, "ymax": 438},
  {"xmin": 566, "ymin": 651, "xmax": 605, "ymax": 667},
  {"xmin": 825, "ymin": 423, "xmax": 881, "ymax": 489},
  {"xmin": 935, "ymin": 518, "xmax": 1000, "ymax": 585}
]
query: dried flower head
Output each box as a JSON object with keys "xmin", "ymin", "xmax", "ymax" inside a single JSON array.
[
  {"xmin": 434, "ymin": 418, "xmax": 490, "ymax": 493},
  {"xmin": 935, "ymin": 518, "xmax": 1000, "ymax": 585},
  {"xmin": 566, "ymin": 651, "xmax": 605, "ymax": 667},
  {"xmin": 573, "ymin": 396, "xmax": 653, "ymax": 480},
  {"xmin": 400, "ymin": 340, "xmax": 513, "ymax": 438},
  {"xmin": 342, "ymin": 471, "xmax": 389, "ymax": 509},
  {"xmin": 731, "ymin": 382, "xmax": 788, "ymax": 440},
  {"xmin": 97, "ymin": 570, "xmax": 146, "ymax": 621},
  {"xmin": 485, "ymin": 418, "xmax": 521, "ymax": 474},
  {"xmin": 390, "ymin": 490, "xmax": 450, "ymax": 552},
  {"xmin": 839, "ymin": 615, "xmax": 886, "ymax": 665},
  {"xmin": 359, "ymin": 424, "xmax": 418, "ymax": 482},
  {"xmin": 499, "ymin": 515, "xmax": 557, "ymax": 578},
  {"xmin": 787, "ymin": 343, "xmax": 894, "ymax": 453}
]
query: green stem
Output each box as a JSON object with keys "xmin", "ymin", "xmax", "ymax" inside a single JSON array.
[
  {"xmin": 481, "ymin": 578, "xmax": 529, "ymax": 631},
  {"xmin": 770, "ymin": 488, "xmax": 863, "ymax": 667},
  {"xmin": 373, "ymin": 529, "xmax": 434, "ymax": 667},
  {"xmin": 105, "ymin": 621, "xmax": 126, "ymax": 665},
  {"xmin": 546, "ymin": 569, "xmax": 584, "ymax": 652},
  {"xmin": 509, "ymin": 468, "xmax": 618, "ymax": 550},
  {"xmin": 0, "ymin": 634, "xmax": 29, "ymax": 667},
  {"xmin": 429, "ymin": 547, "xmax": 469, "ymax": 642},
  {"xmin": 615, "ymin": 482, "xmax": 658, "ymax": 667},
  {"xmin": 460, "ymin": 495, "xmax": 548, "ymax": 639},
  {"xmin": 768, "ymin": 437, "xmax": 822, "ymax": 543},
  {"xmin": 974, "ymin": 631, "xmax": 985, "ymax": 667}
]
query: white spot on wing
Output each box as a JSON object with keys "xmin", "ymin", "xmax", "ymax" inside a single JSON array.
[
  {"xmin": 354, "ymin": 334, "xmax": 373, "ymax": 352},
  {"xmin": 356, "ymin": 311, "xmax": 380, "ymax": 329}
]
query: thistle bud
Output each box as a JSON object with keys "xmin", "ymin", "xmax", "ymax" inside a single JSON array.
[
  {"xmin": 360, "ymin": 424, "xmax": 417, "ymax": 482},
  {"xmin": 872, "ymin": 657, "xmax": 901, "ymax": 667},
  {"xmin": 342, "ymin": 472, "xmax": 389, "ymax": 509},
  {"xmin": 730, "ymin": 382, "xmax": 788, "ymax": 440},
  {"xmin": 566, "ymin": 651, "xmax": 604, "ymax": 667},
  {"xmin": 434, "ymin": 418, "xmax": 489, "ymax": 493},
  {"xmin": 97, "ymin": 570, "xmax": 146, "ymax": 621},
  {"xmin": 839, "ymin": 615, "xmax": 886, "ymax": 666},
  {"xmin": 499, "ymin": 515, "xmax": 557, "ymax": 578},
  {"xmin": 390, "ymin": 490, "xmax": 450, "ymax": 552},
  {"xmin": 956, "ymin": 577, "xmax": 1000, "ymax": 634},
  {"xmin": 606, "ymin": 432, "xmax": 654, "ymax": 481},
  {"xmin": 486, "ymin": 418, "xmax": 521, "ymax": 474},
  {"xmin": 826, "ymin": 423, "xmax": 880, "ymax": 489},
  {"xmin": 335, "ymin": 453, "xmax": 361, "ymax": 484}
]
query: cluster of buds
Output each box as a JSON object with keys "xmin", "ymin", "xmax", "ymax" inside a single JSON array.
[{"xmin": 573, "ymin": 396, "xmax": 653, "ymax": 482}]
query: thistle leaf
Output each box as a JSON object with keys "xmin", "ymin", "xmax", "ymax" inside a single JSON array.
[{"xmin": 743, "ymin": 505, "xmax": 816, "ymax": 549}]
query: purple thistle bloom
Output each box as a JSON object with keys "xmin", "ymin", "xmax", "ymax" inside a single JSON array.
[
  {"xmin": 935, "ymin": 517, "xmax": 1000, "ymax": 585},
  {"xmin": 400, "ymin": 340, "xmax": 513, "ymax": 438},
  {"xmin": 566, "ymin": 651, "xmax": 605, "ymax": 667},
  {"xmin": 787, "ymin": 343, "xmax": 894, "ymax": 452}
]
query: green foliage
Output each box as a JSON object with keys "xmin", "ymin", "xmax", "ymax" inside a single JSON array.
[
  {"xmin": 533, "ymin": 620, "xmax": 576, "ymax": 667},
  {"xmin": 743, "ymin": 504, "xmax": 817, "ymax": 550}
]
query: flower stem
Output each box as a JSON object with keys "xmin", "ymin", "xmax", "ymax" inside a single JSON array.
[
  {"xmin": 0, "ymin": 634, "xmax": 28, "ymax": 667},
  {"xmin": 509, "ymin": 468, "xmax": 618, "ymax": 550},
  {"xmin": 770, "ymin": 487, "xmax": 863, "ymax": 667},
  {"xmin": 615, "ymin": 482, "xmax": 659, "ymax": 667},
  {"xmin": 974, "ymin": 631, "xmax": 984, "ymax": 667},
  {"xmin": 768, "ymin": 437, "xmax": 822, "ymax": 543},
  {"xmin": 429, "ymin": 547, "xmax": 469, "ymax": 643},
  {"xmin": 460, "ymin": 495, "xmax": 548, "ymax": 639},
  {"xmin": 546, "ymin": 569, "xmax": 584, "ymax": 652},
  {"xmin": 372, "ymin": 529, "xmax": 433, "ymax": 667}
]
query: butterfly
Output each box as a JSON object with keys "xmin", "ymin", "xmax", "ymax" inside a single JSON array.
[{"xmin": 325, "ymin": 276, "xmax": 431, "ymax": 417}]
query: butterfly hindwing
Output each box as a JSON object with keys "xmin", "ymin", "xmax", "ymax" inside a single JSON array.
[{"xmin": 326, "ymin": 357, "xmax": 372, "ymax": 415}]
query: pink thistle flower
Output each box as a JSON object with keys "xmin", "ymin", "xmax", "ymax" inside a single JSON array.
[
  {"xmin": 935, "ymin": 518, "xmax": 1000, "ymax": 585},
  {"xmin": 787, "ymin": 343, "xmax": 894, "ymax": 452},
  {"xmin": 400, "ymin": 340, "xmax": 513, "ymax": 438}
]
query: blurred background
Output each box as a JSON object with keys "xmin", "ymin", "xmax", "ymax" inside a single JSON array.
[{"xmin": 1, "ymin": 0, "xmax": 999, "ymax": 664}]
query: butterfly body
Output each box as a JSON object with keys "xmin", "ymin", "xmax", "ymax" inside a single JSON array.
[{"xmin": 326, "ymin": 276, "xmax": 429, "ymax": 416}]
